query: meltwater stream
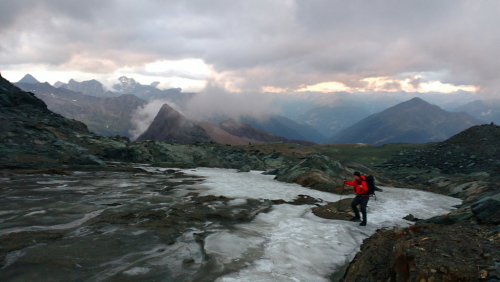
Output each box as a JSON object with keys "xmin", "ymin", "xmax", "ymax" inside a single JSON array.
[{"xmin": 0, "ymin": 167, "xmax": 461, "ymax": 281}]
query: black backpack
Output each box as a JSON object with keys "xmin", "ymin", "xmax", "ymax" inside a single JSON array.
[{"xmin": 364, "ymin": 175, "xmax": 377, "ymax": 196}]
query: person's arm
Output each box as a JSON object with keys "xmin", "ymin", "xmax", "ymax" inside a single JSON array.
[{"xmin": 344, "ymin": 180, "xmax": 356, "ymax": 186}]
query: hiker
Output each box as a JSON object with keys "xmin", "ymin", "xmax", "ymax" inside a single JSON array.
[{"xmin": 344, "ymin": 171, "xmax": 369, "ymax": 226}]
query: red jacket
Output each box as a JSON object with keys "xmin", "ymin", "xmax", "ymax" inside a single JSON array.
[{"xmin": 345, "ymin": 175, "xmax": 369, "ymax": 197}]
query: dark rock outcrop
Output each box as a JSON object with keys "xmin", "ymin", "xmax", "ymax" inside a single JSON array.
[
  {"xmin": 471, "ymin": 195, "xmax": 500, "ymax": 225},
  {"xmin": 275, "ymin": 154, "xmax": 352, "ymax": 192},
  {"xmin": 342, "ymin": 223, "xmax": 497, "ymax": 282},
  {"xmin": 0, "ymin": 73, "xmax": 101, "ymax": 168}
]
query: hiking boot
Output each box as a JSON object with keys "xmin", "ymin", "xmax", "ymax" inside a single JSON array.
[
  {"xmin": 360, "ymin": 211, "xmax": 367, "ymax": 226},
  {"xmin": 350, "ymin": 217, "xmax": 361, "ymax": 222}
]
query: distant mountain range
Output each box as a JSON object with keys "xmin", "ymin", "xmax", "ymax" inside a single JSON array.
[
  {"xmin": 294, "ymin": 97, "xmax": 371, "ymax": 138},
  {"xmin": 112, "ymin": 76, "xmax": 195, "ymax": 108},
  {"xmin": 218, "ymin": 118, "xmax": 315, "ymax": 146},
  {"xmin": 59, "ymin": 79, "xmax": 118, "ymax": 98},
  {"xmin": 15, "ymin": 82, "xmax": 146, "ymax": 137},
  {"xmin": 12, "ymin": 74, "xmax": 491, "ymax": 146},
  {"xmin": 240, "ymin": 115, "xmax": 325, "ymax": 143},
  {"xmin": 136, "ymin": 104, "xmax": 316, "ymax": 146},
  {"xmin": 453, "ymin": 99, "xmax": 500, "ymax": 125},
  {"xmin": 326, "ymin": 97, "xmax": 484, "ymax": 145},
  {"xmin": 275, "ymin": 91, "xmax": 478, "ymax": 138}
]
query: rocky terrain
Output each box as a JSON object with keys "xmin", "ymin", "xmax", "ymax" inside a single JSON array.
[
  {"xmin": 2, "ymin": 73, "xmax": 499, "ymax": 281},
  {"xmin": 381, "ymin": 123, "xmax": 500, "ymax": 175}
]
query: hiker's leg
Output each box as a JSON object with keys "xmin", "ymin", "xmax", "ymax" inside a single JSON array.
[
  {"xmin": 351, "ymin": 196, "xmax": 361, "ymax": 219},
  {"xmin": 359, "ymin": 196, "xmax": 369, "ymax": 226}
]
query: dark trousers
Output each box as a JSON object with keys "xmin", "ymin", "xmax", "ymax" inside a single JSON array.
[{"xmin": 351, "ymin": 195, "xmax": 369, "ymax": 217}]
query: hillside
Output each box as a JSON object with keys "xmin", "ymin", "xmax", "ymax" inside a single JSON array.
[
  {"xmin": 15, "ymin": 82, "xmax": 146, "ymax": 137},
  {"xmin": 327, "ymin": 97, "xmax": 484, "ymax": 145},
  {"xmin": 383, "ymin": 123, "xmax": 500, "ymax": 174},
  {"xmin": 218, "ymin": 118, "xmax": 316, "ymax": 146},
  {"xmin": 241, "ymin": 114, "xmax": 325, "ymax": 143},
  {"xmin": 453, "ymin": 99, "xmax": 500, "ymax": 125}
]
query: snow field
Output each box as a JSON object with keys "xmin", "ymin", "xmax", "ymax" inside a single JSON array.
[{"xmin": 181, "ymin": 168, "xmax": 462, "ymax": 281}]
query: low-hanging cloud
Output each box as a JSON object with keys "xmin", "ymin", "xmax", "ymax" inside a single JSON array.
[
  {"xmin": 183, "ymin": 82, "xmax": 275, "ymax": 122},
  {"xmin": 129, "ymin": 99, "xmax": 184, "ymax": 140}
]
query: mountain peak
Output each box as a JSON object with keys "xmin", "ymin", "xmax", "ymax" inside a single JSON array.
[
  {"xmin": 403, "ymin": 97, "xmax": 432, "ymax": 106},
  {"xmin": 136, "ymin": 103, "xmax": 213, "ymax": 144},
  {"xmin": 327, "ymin": 98, "xmax": 483, "ymax": 145},
  {"xmin": 17, "ymin": 74, "xmax": 40, "ymax": 84}
]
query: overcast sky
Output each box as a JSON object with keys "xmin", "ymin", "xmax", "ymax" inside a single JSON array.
[{"xmin": 1, "ymin": 0, "xmax": 499, "ymax": 96}]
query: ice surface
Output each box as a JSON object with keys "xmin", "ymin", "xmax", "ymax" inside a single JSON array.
[
  {"xmin": 123, "ymin": 267, "xmax": 150, "ymax": 275},
  {"xmin": 183, "ymin": 168, "xmax": 461, "ymax": 282},
  {"xmin": 0, "ymin": 209, "xmax": 104, "ymax": 235},
  {"xmin": 205, "ymin": 232, "xmax": 266, "ymax": 264},
  {"xmin": 181, "ymin": 168, "xmax": 348, "ymax": 202},
  {"xmin": 228, "ymin": 199, "xmax": 248, "ymax": 206}
]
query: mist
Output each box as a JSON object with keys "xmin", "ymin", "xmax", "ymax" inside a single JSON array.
[{"xmin": 183, "ymin": 82, "xmax": 276, "ymax": 123}]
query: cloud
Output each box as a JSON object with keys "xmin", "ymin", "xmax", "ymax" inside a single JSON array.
[
  {"xmin": 183, "ymin": 82, "xmax": 275, "ymax": 122},
  {"xmin": 1, "ymin": 1, "xmax": 500, "ymax": 96}
]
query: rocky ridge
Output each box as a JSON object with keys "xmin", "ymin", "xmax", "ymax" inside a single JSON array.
[{"xmin": 381, "ymin": 123, "xmax": 500, "ymax": 175}]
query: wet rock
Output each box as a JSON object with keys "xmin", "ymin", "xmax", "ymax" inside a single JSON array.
[
  {"xmin": 0, "ymin": 231, "xmax": 66, "ymax": 267},
  {"xmin": 27, "ymin": 168, "xmax": 71, "ymax": 175},
  {"xmin": 312, "ymin": 198, "xmax": 353, "ymax": 220},
  {"xmin": 237, "ymin": 165, "xmax": 251, "ymax": 172},
  {"xmin": 403, "ymin": 214, "xmax": 420, "ymax": 222},
  {"xmin": 138, "ymin": 210, "xmax": 167, "ymax": 220}
]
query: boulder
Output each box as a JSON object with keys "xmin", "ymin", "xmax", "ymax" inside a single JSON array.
[
  {"xmin": 275, "ymin": 154, "xmax": 346, "ymax": 183},
  {"xmin": 471, "ymin": 194, "xmax": 500, "ymax": 224}
]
